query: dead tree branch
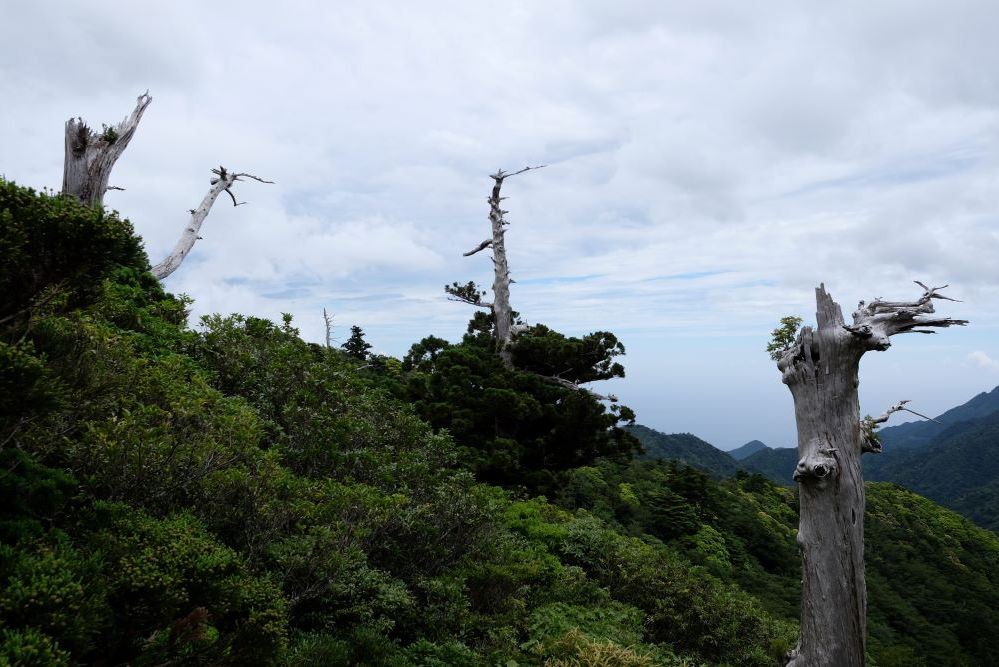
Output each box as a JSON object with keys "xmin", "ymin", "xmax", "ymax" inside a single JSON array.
[
  {"xmin": 462, "ymin": 239, "xmax": 493, "ymax": 257},
  {"xmin": 540, "ymin": 374, "xmax": 618, "ymax": 402},
  {"xmin": 842, "ymin": 281, "xmax": 968, "ymax": 350},
  {"xmin": 150, "ymin": 167, "xmax": 273, "ymax": 280}
]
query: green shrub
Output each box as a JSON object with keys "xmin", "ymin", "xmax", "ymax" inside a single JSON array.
[
  {"xmin": 88, "ymin": 504, "xmax": 288, "ymax": 664},
  {"xmin": 0, "ymin": 626, "xmax": 71, "ymax": 667},
  {"xmin": 0, "ymin": 532, "xmax": 108, "ymax": 657},
  {"xmin": 0, "ymin": 180, "xmax": 147, "ymax": 323}
]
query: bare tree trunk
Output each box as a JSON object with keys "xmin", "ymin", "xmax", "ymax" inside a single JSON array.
[
  {"xmin": 487, "ymin": 170, "xmax": 516, "ymax": 365},
  {"xmin": 778, "ymin": 282, "xmax": 965, "ymax": 666},
  {"xmin": 460, "ymin": 166, "xmax": 542, "ymax": 366},
  {"xmin": 62, "ymin": 92, "xmax": 152, "ymax": 207},
  {"xmin": 323, "ymin": 308, "xmax": 334, "ymax": 348}
]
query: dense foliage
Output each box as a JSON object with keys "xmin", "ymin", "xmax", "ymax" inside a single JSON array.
[
  {"xmin": 2, "ymin": 181, "xmax": 997, "ymax": 665},
  {"xmin": 627, "ymin": 426, "xmax": 741, "ymax": 478},
  {"xmin": 867, "ymin": 410, "xmax": 999, "ymax": 532},
  {"xmin": 397, "ymin": 318, "xmax": 638, "ymax": 491}
]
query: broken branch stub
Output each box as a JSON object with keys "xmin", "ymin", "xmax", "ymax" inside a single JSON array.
[{"xmin": 62, "ymin": 91, "xmax": 152, "ymax": 207}]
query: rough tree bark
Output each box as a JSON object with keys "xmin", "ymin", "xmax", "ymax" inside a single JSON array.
[
  {"xmin": 777, "ymin": 282, "xmax": 966, "ymax": 666},
  {"xmin": 62, "ymin": 92, "xmax": 152, "ymax": 207},
  {"xmin": 61, "ymin": 93, "xmax": 272, "ymax": 281},
  {"xmin": 457, "ymin": 166, "xmax": 542, "ymax": 366}
]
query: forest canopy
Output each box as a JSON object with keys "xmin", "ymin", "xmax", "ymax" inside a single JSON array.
[{"xmin": 2, "ymin": 180, "xmax": 997, "ymax": 666}]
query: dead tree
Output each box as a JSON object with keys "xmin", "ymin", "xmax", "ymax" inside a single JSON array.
[
  {"xmin": 60, "ymin": 92, "xmax": 271, "ymax": 281},
  {"xmin": 776, "ymin": 282, "xmax": 966, "ymax": 666},
  {"xmin": 62, "ymin": 92, "xmax": 152, "ymax": 207},
  {"xmin": 322, "ymin": 308, "xmax": 335, "ymax": 348},
  {"xmin": 451, "ymin": 166, "xmax": 542, "ymax": 366}
]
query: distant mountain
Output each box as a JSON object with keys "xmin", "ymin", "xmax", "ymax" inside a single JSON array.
[
  {"xmin": 741, "ymin": 446, "xmax": 798, "ymax": 485},
  {"xmin": 728, "ymin": 439, "xmax": 770, "ymax": 461},
  {"xmin": 866, "ymin": 408, "xmax": 999, "ymax": 532},
  {"xmin": 633, "ymin": 386, "xmax": 999, "ymax": 534},
  {"xmin": 625, "ymin": 425, "xmax": 740, "ymax": 478},
  {"xmin": 877, "ymin": 385, "xmax": 999, "ymax": 451}
]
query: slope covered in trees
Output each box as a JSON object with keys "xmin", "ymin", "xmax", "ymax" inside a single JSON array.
[
  {"xmin": 875, "ymin": 385, "xmax": 999, "ymax": 451},
  {"xmin": 3, "ymin": 181, "xmax": 998, "ymax": 665},
  {"xmin": 729, "ymin": 440, "xmax": 770, "ymax": 461},
  {"xmin": 866, "ymin": 409, "xmax": 999, "ymax": 532},
  {"xmin": 626, "ymin": 425, "xmax": 741, "ymax": 478},
  {"xmin": 0, "ymin": 180, "xmax": 790, "ymax": 666}
]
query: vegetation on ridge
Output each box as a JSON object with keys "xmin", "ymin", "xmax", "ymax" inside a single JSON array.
[{"xmin": 2, "ymin": 180, "xmax": 997, "ymax": 665}]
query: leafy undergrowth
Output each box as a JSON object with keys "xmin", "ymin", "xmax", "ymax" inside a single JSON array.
[{"xmin": 2, "ymin": 181, "xmax": 997, "ymax": 665}]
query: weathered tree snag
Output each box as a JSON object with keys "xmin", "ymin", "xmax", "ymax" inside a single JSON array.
[
  {"xmin": 61, "ymin": 93, "xmax": 272, "ymax": 281},
  {"xmin": 150, "ymin": 167, "xmax": 273, "ymax": 280},
  {"xmin": 323, "ymin": 308, "xmax": 335, "ymax": 348},
  {"xmin": 456, "ymin": 166, "xmax": 543, "ymax": 367},
  {"xmin": 62, "ymin": 92, "xmax": 152, "ymax": 206},
  {"xmin": 778, "ymin": 282, "xmax": 966, "ymax": 666}
]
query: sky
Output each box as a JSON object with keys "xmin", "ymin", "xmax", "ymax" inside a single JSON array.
[{"xmin": 3, "ymin": 1, "xmax": 999, "ymax": 449}]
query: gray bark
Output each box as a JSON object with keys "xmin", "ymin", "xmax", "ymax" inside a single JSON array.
[
  {"xmin": 150, "ymin": 167, "xmax": 272, "ymax": 280},
  {"xmin": 778, "ymin": 282, "xmax": 965, "ymax": 666},
  {"xmin": 461, "ymin": 166, "xmax": 543, "ymax": 367},
  {"xmin": 62, "ymin": 92, "xmax": 152, "ymax": 206}
]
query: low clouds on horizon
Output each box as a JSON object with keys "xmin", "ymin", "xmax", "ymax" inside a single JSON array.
[{"xmin": 3, "ymin": 1, "xmax": 998, "ymax": 447}]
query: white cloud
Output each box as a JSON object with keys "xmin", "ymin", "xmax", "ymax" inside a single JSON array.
[
  {"xmin": 3, "ymin": 0, "xmax": 999, "ymax": 446},
  {"xmin": 967, "ymin": 350, "xmax": 999, "ymax": 371}
]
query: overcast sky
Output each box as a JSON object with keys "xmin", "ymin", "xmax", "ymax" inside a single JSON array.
[{"xmin": 3, "ymin": 1, "xmax": 999, "ymax": 449}]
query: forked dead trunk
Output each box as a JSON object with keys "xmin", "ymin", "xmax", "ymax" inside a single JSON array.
[
  {"xmin": 458, "ymin": 166, "xmax": 542, "ymax": 366},
  {"xmin": 778, "ymin": 283, "xmax": 965, "ymax": 666},
  {"xmin": 62, "ymin": 92, "xmax": 151, "ymax": 207}
]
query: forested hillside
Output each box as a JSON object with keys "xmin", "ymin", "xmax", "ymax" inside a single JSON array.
[
  {"xmin": 709, "ymin": 392, "xmax": 999, "ymax": 535},
  {"xmin": 728, "ymin": 440, "xmax": 769, "ymax": 461},
  {"xmin": 3, "ymin": 181, "xmax": 998, "ymax": 665},
  {"xmin": 875, "ymin": 386, "xmax": 999, "ymax": 451},
  {"xmin": 866, "ymin": 409, "xmax": 999, "ymax": 532},
  {"xmin": 626, "ymin": 425, "xmax": 741, "ymax": 478}
]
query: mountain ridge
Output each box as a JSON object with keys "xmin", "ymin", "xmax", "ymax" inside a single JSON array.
[
  {"xmin": 634, "ymin": 385, "xmax": 999, "ymax": 535},
  {"xmin": 729, "ymin": 439, "xmax": 770, "ymax": 460}
]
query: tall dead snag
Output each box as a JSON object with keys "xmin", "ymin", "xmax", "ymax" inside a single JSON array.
[
  {"xmin": 777, "ymin": 282, "xmax": 966, "ymax": 666},
  {"xmin": 150, "ymin": 167, "xmax": 272, "ymax": 280},
  {"xmin": 61, "ymin": 92, "xmax": 271, "ymax": 280},
  {"xmin": 451, "ymin": 166, "xmax": 543, "ymax": 366},
  {"xmin": 62, "ymin": 92, "xmax": 152, "ymax": 207}
]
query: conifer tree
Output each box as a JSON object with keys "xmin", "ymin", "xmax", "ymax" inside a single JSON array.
[{"xmin": 342, "ymin": 325, "xmax": 372, "ymax": 360}]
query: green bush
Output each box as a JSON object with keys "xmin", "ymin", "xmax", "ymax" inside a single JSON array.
[
  {"xmin": 0, "ymin": 626, "xmax": 71, "ymax": 667},
  {"xmin": 0, "ymin": 532, "xmax": 107, "ymax": 657},
  {"xmin": 0, "ymin": 180, "xmax": 147, "ymax": 322},
  {"xmin": 88, "ymin": 504, "xmax": 288, "ymax": 664}
]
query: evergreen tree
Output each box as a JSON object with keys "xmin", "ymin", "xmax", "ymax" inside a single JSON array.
[{"xmin": 342, "ymin": 325, "xmax": 372, "ymax": 360}]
